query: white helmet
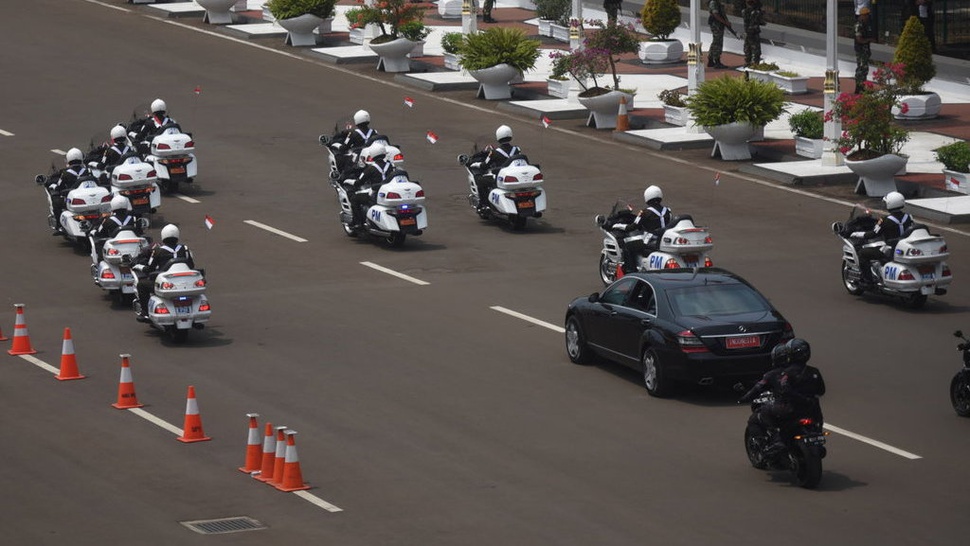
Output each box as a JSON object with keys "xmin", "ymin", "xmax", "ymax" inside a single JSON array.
[
  {"xmin": 643, "ymin": 185, "xmax": 663, "ymax": 203},
  {"xmin": 884, "ymin": 191, "xmax": 905, "ymax": 211},
  {"xmin": 151, "ymin": 98, "xmax": 167, "ymax": 114},
  {"xmin": 353, "ymin": 109, "xmax": 370, "ymax": 126},
  {"xmin": 496, "ymin": 125, "xmax": 513, "ymax": 141},
  {"xmin": 110, "ymin": 195, "xmax": 131, "ymax": 212},
  {"xmin": 366, "ymin": 141, "xmax": 387, "ymax": 160},
  {"xmin": 66, "ymin": 148, "xmax": 83, "ymax": 163},
  {"xmin": 161, "ymin": 224, "xmax": 180, "ymax": 241},
  {"xmin": 110, "ymin": 125, "xmax": 127, "ymax": 141}
]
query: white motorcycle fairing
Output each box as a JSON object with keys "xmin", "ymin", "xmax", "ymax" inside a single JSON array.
[
  {"xmin": 596, "ymin": 214, "xmax": 714, "ymax": 285},
  {"xmin": 462, "ymin": 155, "xmax": 546, "ymax": 230},
  {"xmin": 93, "ymin": 229, "xmax": 149, "ymax": 302},
  {"xmin": 59, "ymin": 179, "xmax": 112, "ymax": 245},
  {"xmin": 328, "ymin": 171, "xmax": 427, "ymax": 247},
  {"xmin": 147, "ymin": 125, "xmax": 197, "ymax": 192},
  {"xmin": 141, "ymin": 263, "xmax": 211, "ymax": 342},
  {"xmin": 111, "ymin": 157, "xmax": 161, "ymax": 214}
]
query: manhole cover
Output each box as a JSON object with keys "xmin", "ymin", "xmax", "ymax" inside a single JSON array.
[{"xmin": 180, "ymin": 516, "xmax": 266, "ymax": 535}]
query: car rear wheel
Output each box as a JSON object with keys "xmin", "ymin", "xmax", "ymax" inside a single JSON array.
[
  {"xmin": 565, "ymin": 316, "xmax": 593, "ymax": 365},
  {"xmin": 641, "ymin": 348, "xmax": 671, "ymax": 398}
]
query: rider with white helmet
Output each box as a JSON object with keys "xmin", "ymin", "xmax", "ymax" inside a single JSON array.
[
  {"xmin": 90, "ymin": 195, "xmax": 141, "ymax": 258},
  {"xmin": 47, "ymin": 147, "xmax": 94, "ymax": 228},
  {"xmin": 608, "ymin": 185, "xmax": 673, "ymax": 273},
  {"xmin": 851, "ymin": 191, "xmax": 914, "ymax": 283},
  {"xmin": 350, "ymin": 141, "xmax": 394, "ymax": 226},
  {"xmin": 467, "ymin": 125, "xmax": 523, "ymax": 212},
  {"xmin": 344, "ymin": 109, "xmax": 378, "ymax": 150},
  {"xmin": 134, "ymin": 223, "xmax": 194, "ymax": 322},
  {"xmin": 131, "ymin": 98, "xmax": 177, "ymax": 144},
  {"xmin": 99, "ymin": 125, "xmax": 136, "ymax": 172}
]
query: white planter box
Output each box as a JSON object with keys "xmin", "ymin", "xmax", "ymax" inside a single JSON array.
[
  {"xmin": 771, "ymin": 73, "xmax": 810, "ymax": 94},
  {"xmin": 538, "ymin": 19, "xmax": 553, "ymax": 37},
  {"xmin": 438, "ymin": 0, "xmax": 463, "ymax": 19},
  {"xmin": 349, "ymin": 23, "xmax": 381, "ymax": 45},
  {"xmin": 443, "ymin": 52, "xmax": 462, "ymax": 71},
  {"xmin": 743, "ymin": 68, "xmax": 773, "ymax": 84},
  {"xmin": 639, "ymin": 40, "xmax": 684, "ymax": 65},
  {"xmin": 550, "ymin": 23, "xmax": 570, "ymax": 43},
  {"xmin": 794, "ymin": 136, "xmax": 825, "ymax": 159},
  {"xmin": 663, "ymin": 105, "xmax": 689, "ymax": 127},
  {"xmin": 893, "ymin": 92, "xmax": 943, "ymax": 120},
  {"xmin": 546, "ymin": 78, "xmax": 573, "ymax": 99},
  {"xmin": 944, "ymin": 170, "xmax": 970, "ymax": 194}
]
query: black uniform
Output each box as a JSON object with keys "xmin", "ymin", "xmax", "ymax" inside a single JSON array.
[
  {"xmin": 351, "ymin": 159, "xmax": 393, "ymax": 226},
  {"xmin": 100, "ymin": 142, "xmax": 137, "ymax": 172},
  {"xmin": 135, "ymin": 240, "xmax": 194, "ymax": 319},
  {"xmin": 474, "ymin": 142, "xmax": 522, "ymax": 209},
  {"xmin": 857, "ymin": 210, "xmax": 913, "ymax": 282}
]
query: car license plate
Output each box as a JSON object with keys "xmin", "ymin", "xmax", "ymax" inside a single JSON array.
[
  {"xmin": 917, "ymin": 265, "xmax": 935, "ymax": 280},
  {"xmin": 132, "ymin": 197, "xmax": 149, "ymax": 205},
  {"xmin": 176, "ymin": 305, "xmax": 191, "ymax": 315},
  {"xmin": 170, "ymin": 166, "xmax": 186, "ymax": 174},
  {"xmin": 399, "ymin": 217, "xmax": 416, "ymax": 226},
  {"xmin": 802, "ymin": 435, "xmax": 826, "ymax": 446},
  {"xmin": 517, "ymin": 200, "xmax": 534, "ymax": 209},
  {"xmin": 726, "ymin": 335, "xmax": 760, "ymax": 349}
]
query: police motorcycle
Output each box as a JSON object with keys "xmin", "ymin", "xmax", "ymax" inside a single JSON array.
[
  {"xmin": 318, "ymin": 125, "xmax": 404, "ymax": 181},
  {"xmin": 36, "ymin": 166, "xmax": 112, "ymax": 249},
  {"xmin": 594, "ymin": 200, "xmax": 714, "ymax": 285},
  {"xmin": 950, "ymin": 330, "xmax": 970, "ymax": 417},
  {"xmin": 91, "ymin": 227, "xmax": 151, "ymax": 306},
  {"xmin": 325, "ymin": 143, "xmax": 427, "ymax": 247},
  {"xmin": 109, "ymin": 154, "xmax": 162, "ymax": 216},
  {"xmin": 832, "ymin": 205, "xmax": 952, "ymax": 308},
  {"xmin": 741, "ymin": 389, "xmax": 828, "ymax": 489},
  {"xmin": 132, "ymin": 259, "xmax": 211, "ymax": 344},
  {"xmin": 457, "ymin": 145, "xmax": 546, "ymax": 231},
  {"xmin": 127, "ymin": 105, "xmax": 197, "ymax": 194}
]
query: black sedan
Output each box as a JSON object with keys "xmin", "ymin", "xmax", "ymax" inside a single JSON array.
[{"xmin": 564, "ymin": 268, "xmax": 794, "ymax": 397}]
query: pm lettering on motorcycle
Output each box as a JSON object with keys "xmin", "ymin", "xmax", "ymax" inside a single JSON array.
[
  {"xmin": 884, "ymin": 265, "xmax": 898, "ymax": 280},
  {"xmin": 370, "ymin": 208, "xmax": 382, "ymax": 221},
  {"xmin": 649, "ymin": 255, "xmax": 665, "ymax": 270}
]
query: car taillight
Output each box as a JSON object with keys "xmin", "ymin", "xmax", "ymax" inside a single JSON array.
[
  {"xmin": 674, "ymin": 237, "xmax": 689, "ymax": 245},
  {"xmin": 160, "ymin": 282, "xmax": 175, "ymax": 289},
  {"xmin": 194, "ymin": 279, "xmax": 206, "ymax": 287},
  {"xmin": 704, "ymin": 257, "xmax": 714, "ymax": 267},
  {"xmin": 198, "ymin": 302, "xmax": 210, "ymax": 312},
  {"xmin": 185, "ymin": 140, "xmax": 194, "ymax": 148},
  {"xmin": 704, "ymin": 235, "xmax": 713, "ymax": 244},
  {"xmin": 393, "ymin": 153, "xmax": 403, "ymax": 161},
  {"xmin": 533, "ymin": 173, "xmax": 543, "ymax": 181},
  {"xmin": 386, "ymin": 191, "xmax": 401, "ymax": 199},
  {"xmin": 107, "ymin": 248, "xmax": 119, "ymax": 256},
  {"xmin": 154, "ymin": 305, "xmax": 169, "ymax": 315},
  {"xmin": 798, "ymin": 418, "xmax": 814, "ymax": 426},
  {"xmin": 70, "ymin": 198, "xmax": 86, "ymax": 205},
  {"xmin": 156, "ymin": 143, "xmax": 171, "ymax": 150},
  {"xmin": 898, "ymin": 270, "xmax": 915, "ymax": 281},
  {"xmin": 676, "ymin": 330, "xmax": 708, "ymax": 353},
  {"xmin": 117, "ymin": 173, "xmax": 132, "ymax": 181},
  {"xmin": 503, "ymin": 175, "xmax": 519, "ymax": 182},
  {"xmin": 942, "ymin": 265, "xmax": 951, "ymax": 277},
  {"xmin": 416, "ymin": 189, "xmax": 424, "ymax": 197},
  {"xmin": 100, "ymin": 270, "xmax": 116, "ymax": 280},
  {"xmin": 664, "ymin": 258, "xmax": 680, "ymax": 269}
]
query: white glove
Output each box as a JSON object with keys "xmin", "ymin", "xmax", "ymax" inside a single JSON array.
[
  {"xmin": 612, "ymin": 223, "xmax": 628, "ymax": 231},
  {"xmin": 850, "ymin": 231, "xmax": 866, "ymax": 238}
]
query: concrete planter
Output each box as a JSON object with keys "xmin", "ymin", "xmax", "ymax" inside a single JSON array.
[
  {"xmin": 704, "ymin": 122, "xmax": 757, "ymax": 160},
  {"xmin": 438, "ymin": 0, "xmax": 462, "ymax": 19},
  {"xmin": 551, "ymin": 23, "xmax": 570, "ymax": 43},
  {"xmin": 546, "ymin": 78, "xmax": 574, "ymax": 99},
  {"xmin": 639, "ymin": 40, "xmax": 683, "ymax": 65},
  {"xmin": 349, "ymin": 23, "xmax": 381, "ymax": 44},
  {"xmin": 197, "ymin": 0, "xmax": 238, "ymax": 24},
  {"xmin": 278, "ymin": 14, "xmax": 324, "ymax": 46},
  {"xmin": 771, "ymin": 72, "xmax": 810, "ymax": 94},
  {"xmin": 743, "ymin": 68, "xmax": 773, "ymax": 84},
  {"xmin": 893, "ymin": 92, "xmax": 943, "ymax": 120},
  {"xmin": 443, "ymin": 52, "xmax": 462, "ymax": 71},
  {"xmin": 577, "ymin": 89, "xmax": 635, "ymax": 130},
  {"xmin": 663, "ymin": 105, "xmax": 690, "ymax": 126},
  {"xmin": 368, "ymin": 37, "xmax": 422, "ymax": 73},
  {"xmin": 538, "ymin": 19, "xmax": 553, "ymax": 37},
  {"xmin": 794, "ymin": 136, "xmax": 825, "ymax": 159},
  {"xmin": 469, "ymin": 63, "xmax": 522, "ymax": 100},
  {"xmin": 944, "ymin": 170, "xmax": 970, "ymax": 194},
  {"xmin": 844, "ymin": 153, "xmax": 908, "ymax": 197}
]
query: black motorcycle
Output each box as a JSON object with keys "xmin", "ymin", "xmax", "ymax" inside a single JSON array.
[
  {"xmin": 743, "ymin": 392, "xmax": 827, "ymax": 489},
  {"xmin": 950, "ymin": 330, "xmax": 970, "ymax": 417}
]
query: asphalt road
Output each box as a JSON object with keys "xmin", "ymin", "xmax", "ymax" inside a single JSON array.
[{"xmin": 2, "ymin": 1, "xmax": 969, "ymax": 544}]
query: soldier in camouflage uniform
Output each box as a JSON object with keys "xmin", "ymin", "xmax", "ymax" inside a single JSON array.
[
  {"xmin": 854, "ymin": 7, "xmax": 875, "ymax": 93},
  {"xmin": 742, "ymin": 0, "xmax": 765, "ymax": 66},
  {"xmin": 708, "ymin": 0, "xmax": 732, "ymax": 68}
]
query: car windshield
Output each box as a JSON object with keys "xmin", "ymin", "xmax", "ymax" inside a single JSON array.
[{"xmin": 665, "ymin": 283, "xmax": 770, "ymax": 317}]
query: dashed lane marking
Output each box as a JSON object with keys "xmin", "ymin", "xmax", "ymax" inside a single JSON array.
[
  {"xmin": 293, "ymin": 490, "xmax": 344, "ymax": 513},
  {"xmin": 174, "ymin": 194, "xmax": 200, "ymax": 204},
  {"xmin": 244, "ymin": 220, "xmax": 308, "ymax": 242},
  {"xmin": 490, "ymin": 306, "xmax": 565, "ymax": 333},
  {"xmin": 0, "ymin": 129, "xmax": 13, "ymax": 136},
  {"xmin": 18, "ymin": 354, "xmax": 60, "ymax": 375},
  {"xmin": 360, "ymin": 262, "xmax": 430, "ymax": 286}
]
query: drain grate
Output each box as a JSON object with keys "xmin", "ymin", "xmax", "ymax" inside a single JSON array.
[{"xmin": 180, "ymin": 516, "xmax": 266, "ymax": 535}]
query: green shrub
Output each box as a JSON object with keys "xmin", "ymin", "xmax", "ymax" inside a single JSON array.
[
  {"xmin": 775, "ymin": 70, "xmax": 800, "ymax": 78},
  {"xmin": 893, "ymin": 16, "xmax": 936, "ymax": 93},
  {"xmin": 787, "ymin": 108, "xmax": 823, "ymax": 139},
  {"xmin": 458, "ymin": 28, "xmax": 541, "ymax": 72},
  {"xmin": 266, "ymin": 0, "xmax": 337, "ymax": 20},
  {"xmin": 441, "ymin": 31, "xmax": 463, "ymax": 55},
  {"xmin": 748, "ymin": 61, "xmax": 779, "ymax": 72},
  {"xmin": 640, "ymin": 0, "xmax": 681, "ymax": 41},
  {"xmin": 397, "ymin": 20, "xmax": 430, "ymax": 41},
  {"xmin": 934, "ymin": 141, "xmax": 970, "ymax": 173},
  {"xmin": 686, "ymin": 75, "xmax": 787, "ymax": 127},
  {"xmin": 657, "ymin": 89, "xmax": 686, "ymax": 107},
  {"xmin": 583, "ymin": 20, "xmax": 642, "ymax": 90},
  {"xmin": 534, "ymin": 0, "xmax": 571, "ymax": 26}
]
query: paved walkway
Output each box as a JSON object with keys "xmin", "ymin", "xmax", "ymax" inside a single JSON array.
[{"xmin": 146, "ymin": 0, "xmax": 970, "ymax": 222}]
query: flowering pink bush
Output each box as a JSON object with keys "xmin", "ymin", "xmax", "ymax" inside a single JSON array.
[{"xmin": 825, "ymin": 63, "xmax": 910, "ymax": 160}]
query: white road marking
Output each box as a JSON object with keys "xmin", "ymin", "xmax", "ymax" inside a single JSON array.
[
  {"xmin": 174, "ymin": 194, "xmax": 200, "ymax": 204},
  {"xmin": 18, "ymin": 354, "xmax": 60, "ymax": 375},
  {"xmin": 490, "ymin": 306, "xmax": 565, "ymax": 333},
  {"xmin": 0, "ymin": 129, "xmax": 13, "ymax": 136},
  {"xmin": 128, "ymin": 407, "xmax": 185, "ymax": 437},
  {"xmin": 293, "ymin": 490, "xmax": 344, "ymax": 513},
  {"xmin": 360, "ymin": 261, "xmax": 430, "ymax": 285},
  {"xmin": 244, "ymin": 220, "xmax": 308, "ymax": 242},
  {"xmin": 824, "ymin": 423, "xmax": 922, "ymax": 460}
]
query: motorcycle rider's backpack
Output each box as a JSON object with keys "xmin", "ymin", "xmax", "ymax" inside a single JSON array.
[{"xmin": 791, "ymin": 365, "xmax": 825, "ymax": 397}]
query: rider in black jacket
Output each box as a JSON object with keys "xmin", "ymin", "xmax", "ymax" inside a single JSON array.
[
  {"xmin": 851, "ymin": 191, "xmax": 914, "ymax": 283},
  {"xmin": 134, "ymin": 223, "xmax": 194, "ymax": 322}
]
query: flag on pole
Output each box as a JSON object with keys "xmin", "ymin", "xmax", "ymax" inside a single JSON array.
[
  {"xmin": 204, "ymin": 215, "xmax": 215, "ymax": 230},
  {"xmin": 541, "ymin": 116, "xmax": 551, "ymax": 128},
  {"xmin": 426, "ymin": 131, "xmax": 438, "ymax": 144},
  {"xmin": 404, "ymin": 96, "xmax": 414, "ymax": 108},
  {"xmin": 193, "ymin": 85, "xmax": 202, "ymax": 95},
  {"xmin": 713, "ymin": 172, "xmax": 721, "ymax": 185}
]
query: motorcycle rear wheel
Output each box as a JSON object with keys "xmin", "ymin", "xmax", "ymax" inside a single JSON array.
[
  {"xmin": 509, "ymin": 215, "xmax": 528, "ymax": 231},
  {"xmin": 906, "ymin": 293, "xmax": 928, "ymax": 309},
  {"xmin": 598, "ymin": 254, "xmax": 616, "ymax": 286},
  {"xmin": 385, "ymin": 232, "xmax": 406, "ymax": 248},
  {"xmin": 950, "ymin": 372, "xmax": 970, "ymax": 417},
  {"xmin": 841, "ymin": 261, "xmax": 865, "ymax": 296},
  {"xmin": 167, "ymin": 327, "xmax": 189, "ymax": 344},
  {"xmin": 789, "ymin": 444, "xmax": 823, "ymax": 489},
  {"xmin": 744, "ymin": 423, "xmax": 769, "ymax": 470}
]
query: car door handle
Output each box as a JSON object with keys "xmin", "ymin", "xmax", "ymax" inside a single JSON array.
[{"xmin": 640, "ymin": 318, "xmax": 652, "ymax": 326}]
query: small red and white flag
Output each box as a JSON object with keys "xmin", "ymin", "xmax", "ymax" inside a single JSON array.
[
  {"xmin": 541, "ymin": 116, "xmax": 551, "ymax": 128},
  {"xmin": 426, "ymin": 130, "xmax": 439, "ymax": 144},
  {"xmin": 404, "ymin": 96, "xmax": 414, "ymax": 108},
  {"xmin": 193, "ymin": 85, "xmax": 202, "ymax": 95},
  {"xmin": 713, "ymin": 172, "xmax": 721, "ymax": 186},
  {"xmin": 204, "ymin": 215, "xmax": 215, "ymax": 230}
]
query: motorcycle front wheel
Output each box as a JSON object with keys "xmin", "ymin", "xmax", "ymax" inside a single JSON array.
[
  {"xmin": 789, "ymin": 444, "xmax": 823, "ymax": 489},
  {"xmin": 950, "ymin": 372, "xmax": 970, "ymax": 417},
  {"xmin": 599, "ymin": 254, "xmax": 616, "ymax": 286},
  {"xmin": 744, "ymin": 423, "xmax": 769, "ymax": 470},
  {"xmin": 841, "ymin": 261, "xmax": 865, "ymax": 296},
  {"xmin": 341, "ymin": 222, "xmax": 358, "ymax": 238}
]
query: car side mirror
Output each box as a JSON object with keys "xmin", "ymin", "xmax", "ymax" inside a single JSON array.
[{"xmin": 588, "ymin": 292, "xmax": 600, "ymax": 303}]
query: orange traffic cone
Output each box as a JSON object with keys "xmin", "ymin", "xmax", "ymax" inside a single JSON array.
[
  {"xmin": 274, "ymin": 430, "xmax": 310, "ymax": 492},
  {"xmin": 177, "ymin": 386, "xmax": 212, "ymax": 443},
  {"xmin": 8, "ymin": 304, "xmax": 37, "ymax": 355},
  {"xmin": 238, "ymin": 413, "xmax": 263, "ymax": 473},
  {"xmin": 253, "ymin": 422, "xmax": 278, "ymax": 482},
  {"xmin": 615, "ymin": 96, "xmax": 630, "ymax": 133},
  {"xmin": 111, "ymin": 354, "xmax": 144, "ymax": 409},
  {"xmin": 265, "ymin": 426, "xmax": 289, "ymax": 487},
  {"xmin": 0, "ymin": 322, "xmax": 7, "ymax": 341},
  {"xmin": 55, "ymin": 327, "xmax": 86, "ymax": 381}
]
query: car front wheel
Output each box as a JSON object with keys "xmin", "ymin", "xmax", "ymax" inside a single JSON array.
[
  {"xmin": 641, "ymin": 348, "xmax": 671, "ymax": 397},
  {"xmin": 565, "ymin": 316, "xmax": 593, "ymax": 365}
]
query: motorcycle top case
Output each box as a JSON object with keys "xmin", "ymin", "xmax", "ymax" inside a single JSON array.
[
  {"xmin": 893, "ymin": 228, "xmax": 950, "ymax": 264},
  {"xmin": 101, "ymin": 230, "xmax": 149, "ymax": 265},
  {"xmin": 111, "ymin": 160, "xmax": 158, "ymax": 189},
  {"xmin": 377, "ymin": 177, "xmax": 425, "ymax": 207},
  {"xmin": 153, "ymin": 263, "xmax": 206, "ymax": 297},
  {"xmin": 66, "ymin": 182, "xmax": 111, "ymax": 214},
  {"xmin": 659, "ymin": 220, "xmax": 714, "ymax": 254},
  {"xmin": 151, "ymin": 129, "xmax": 194, "ymax": 158},
  {"xmin": 496, "ymin": 160, "xmax": 543, "ymax": 191}
]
